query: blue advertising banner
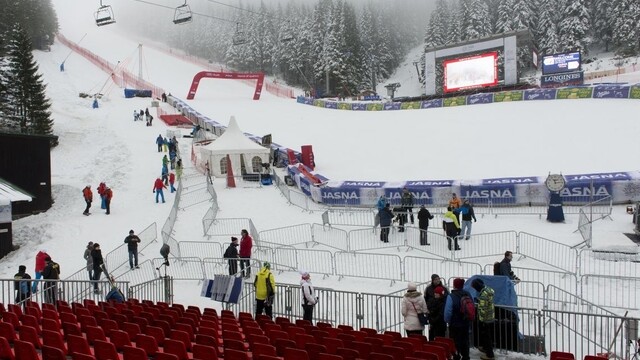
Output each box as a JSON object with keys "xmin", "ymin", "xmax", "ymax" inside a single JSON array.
[
  {"xmin": 384, "ymin": 187, "xmax": 434, "ymax": 205},
  {"xmin": 298, "ymin": 176, "xmax": 312, "ymax": 196},
  {"xmin": 541, "ymin": 71, "xmax": 584, "ymax": 87},
  {"xmin": 592, "ymin": 85, "xmax": 630, "ymax": 99},
  {"xmin": 467, "ymin": 93, "xmax": 494, "ymax": 105},
  {"xmin": 421, "ymin": 99, "xmax": 443, "ymax": 109},
  {"xmin": 351, "ymin": 103, "xmax": 367, "ymax": 111},
  {"xmin": 565, "ymin": 172, "xmax": 631, "ymax": 182},
  {"xmin": 383, "ymin": 102, "xmax": 402, "ymax": 110},
  {"xmin": 559, "ymin": 182, "xmax": 612, "ymax": 202},
  {"xmin": 542, "ymin": 52, "xmax": 581, "ymax": 75},
  {"xmin": 364, "ymin": 95, "xmax": 381, "ymax": 101},
  {"xmin": 304, "ymin": 97, "xmax": 314, "ymax": 105},
  {"xmin": 460, "ymin": 184, "xmax": 516, "ymax": 205},
  {"xmin": 320, "ymin": 186, "xmax": 361, "ymax": 205},
  {"xmin": 405, "ymin": 180, "xmax": 454, "ymax": 187},
  {"xmin": 296, "ymin": 96, "xmax": 305, "ymax": 103},
  {"xmin": 325, "ymin": 101, "xmax": 337, "ymax": 109},
  {"xmin": 482, "ymin": 177, "xmax": 538, "ymax": 185},
  {"xmin": 524, "ymin": 89, "xmax": 557, "ymax": 100}
]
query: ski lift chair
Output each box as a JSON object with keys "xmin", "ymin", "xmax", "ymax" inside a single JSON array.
[
  {"xmin": 173, "ymin": 1, "xmax": 192, "ymax": 25},
  {"xmin": 232, "ymin": 23, "xmax": 248, "ymax": 46},
  {"xmin": 95, "ymin": 1, "xmax": 116, "ymax": 27}
]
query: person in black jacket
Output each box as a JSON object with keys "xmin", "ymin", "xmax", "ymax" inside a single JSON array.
[
  {"xmin": 378, "ymin": 203, "xmax": 394, "ymax": 243},
  {"xmin": 417, "ymin": 205, "xmax": 434, "ymax": 245},
  {"xmin": 91, "ymin": 243, "xmax": 104, "ymax": 293},
  {"xmin": 401, "ymin": 187, "xmax": 415, "ymax": 224},
  {"xmin": 42, "ymin": 256, "xmax": 59, "ymax": 304},
  {"xmin": 14, "ymin": 265, "xmax": 31, "ymax": 308},
  {"xmin": 224, "ymin": 237, "xmax": 240, "ymax": 275},
  {"xmin": 427, "ymin": 285, "xmax": 447, "ymax": 341},
  {"xmin": 499, "ymin": 251, "xmax": 520, "ymax": 283},
  {"xmin": 124, "ymin": 230, "xmax": 141, "ymax": 270},
  {"xmin": 424, "ymin": 274, "xmax": 450, "ymax": 304}
]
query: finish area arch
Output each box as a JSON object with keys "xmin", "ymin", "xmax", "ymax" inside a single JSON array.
[{"xmin": 186, "ymin": 71, "xmax": 265, "ymax": 100}]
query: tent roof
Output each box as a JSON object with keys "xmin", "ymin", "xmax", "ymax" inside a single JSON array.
[
  {"xmin": 203, "ymin": 116, "xmax": 269, "ymax": 154},
  {"xmin": 0, "ymin": 178, "xmax": 33, "ymax": 202}
]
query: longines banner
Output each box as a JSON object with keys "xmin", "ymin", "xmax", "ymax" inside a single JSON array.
[{"xmin": 541, "ymin": 71, "xmax": 584, "ymax": 87}]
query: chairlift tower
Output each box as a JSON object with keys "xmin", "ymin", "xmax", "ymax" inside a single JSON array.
[
  {"xmin": 138, "ymin": 44, "xmax": 143, "ymax": 82},
  {"xmin": 385, "ymin": 83, "xmax": 401, "ymax": 98}
]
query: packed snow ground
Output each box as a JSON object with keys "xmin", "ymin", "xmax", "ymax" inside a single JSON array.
[{"xmin": 2, "ymin": 1, "xmax": 640, "ymax": 327}]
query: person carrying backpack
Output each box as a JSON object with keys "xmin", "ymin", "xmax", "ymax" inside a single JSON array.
[
  {"xmin": 444, "ymin": 278, "xmax": 473, "ymax": 360},
  {"xmin": 14, "ymin": 265, "xmax": 31, "ymax": 308},
  {"xmin": 472, "ymin": 279, "xmax": 496, "ymax": 360}
]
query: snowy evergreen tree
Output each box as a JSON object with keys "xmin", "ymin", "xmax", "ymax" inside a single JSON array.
[
  {"xmin": 535, "ymin": 0, "xmax": 560, "ymax": 55},
  {"xmin": 612, "ymin": 0, "xmax": 640, "ymax": 54},
  {"xmin": 4, "ymin": 24, "xmax": 54, "ymax": 139},
  {"xmin": 246, "ymin": 2, "xmax": 276, "ymax": 73},
  {"xmin": 557, "ymin": 0, "xmax": 591, "ymax": 54},
  {"xmin": 496, "ymin": 0, "xmax": 515, "ymax": 33},
  {"xmin": 424, "ymin": 0, "xmax": 450, "ymax": 48},
  {"xmin": 591, "ymin": 0, "xmax": 615, "ymax": 51},
  {"xmin": 460, "ymin": 0, "xmax": 491, "ymax": 40}
]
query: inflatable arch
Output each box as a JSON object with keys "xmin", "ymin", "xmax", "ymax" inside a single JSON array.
[{"xmin": 186, "ymin": 71, "xmax": 265, "ymax": 100}]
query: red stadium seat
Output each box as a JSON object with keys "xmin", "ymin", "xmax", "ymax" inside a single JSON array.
[
  {"xmin": 13, "ymin": 340, "xmax": 41, "ymax": 360},
  {"xmin": 122, "ymin": 345, "xmax": 147, "ymax": 360},
  {"xmin": 42, "ymin": 329, "xmax": 68, "ymax": 355},
  {"xmin": 67, "ymin": 334, "xmax": 93, "ymax": 356},
  {"xmin": 193, "ymin": 344, "xmax": 220, "ymax": 360},
  {"xmin": 0, "ymin": 322, "xmax": 17, "ymax": 344},
  {"xmin": 19, "ymin": 325, "xmax": 43, "ymax": 349},
  {"xmin": 369, "ymin": 353, "xmax": 394, "ymax": 360},
  {"xmin": 42, "ymin": 345, "xmax": 66, "ymax": 360},
  {"xmin": 135, "ymin": 333, "xmax": 159, "ymax": 356},
  {"xmin": 85, "ymin": 325, "xmax": 107, "ymax": 345},
  {"xmin": 550, "ymin": 351, "xmax": 576, "ymax": 360},
  {"xmin": 71, "ymin": 352, "xmax": 97, "ymax": 360},
  {"xmin": 0, "ymin": 336, "xmax": 15, "ymax": 360},
  {"xmin": 223, "ymin": 349, "xmax": 250, "ymax": 360},
  {"xmin": 94, "ymin": 339, "xmax": 122, "ymax": 360},
  {"xmin": 318, "ymin": 355, "xmax": 342, "ymax": 360},
  {"xmin": 163, "ymin": 338, "xmax": 192, "ymax": 360},
  {"xmin": 109, "ymin": 329, "xmax": 132, "ymax": 351},
  {"xmin": 284, "ymin": 347, "xmax": 311, "ymax": 360},
  {"xmin": 252, "ymin": 343, "xmax": 277, "ymax": 358}
]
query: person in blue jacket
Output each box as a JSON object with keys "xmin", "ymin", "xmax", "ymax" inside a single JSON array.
[
  {"xmin": 156, "ymin": 134, "xmax": 164, "ymax": 152},
  {"xmin": 444, "ymin": 278, "xmax": 471, "ymax": 360},
  {"xmin": 374, "ymin": 195, "xmax": 387, "ymax": 228},
  {"xmin": 378, "ymin": 203, "xmax": 394, "ymax": 243}
]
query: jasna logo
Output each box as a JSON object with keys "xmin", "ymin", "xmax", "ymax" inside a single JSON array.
[
  {"xmin": 560, "ymin": 185, "xmax": 610, "ymax": 196},
  {"xmin": 322, "ymin": 191, "xmax": 359, "ymax": 200},
  {"xmin": 463, "ymin": 189, "xmax": 514, "ymax": 198},
  {"xmin": 390, "ymin": 191, "xmax": 430, "ymax": 200},
  {"xmin": 567, "ymin": 173, "xmax": 628, "ymax": 180},
  {"xmin": 343, "ymin": 182, "xmax": 382, "ymax": 187},
  {"xmin": 484, "ymin": 178, "xmax": 536, "ymax": 184},
  {"xmin": 407, "ymin": 181, "xmax": 452, "ymax": 186}
]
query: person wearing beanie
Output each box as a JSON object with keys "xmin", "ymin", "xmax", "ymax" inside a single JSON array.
[
  {"xmin": 254, "ymin": 262, "xmax": 276, "ymax": 319},
  {"xmin": 401, "ymin": 282, "xmax": 428, "ymax": 336},
  {"xmin": 445, "ymin": 277, "xmax": 472, "ymax": 360},
  {"xmin": 124, "ymin": 230, "xmax": 141, "ymax": 270},
  {"xmin": 424, "ymin": 274, "xmax": 450, "ymax": 305},
  {"xmin": 300, "ymin": 271, "xmax": 318, "ymax": 323},
  {"xmin": 84, "ymin": 242, "xmax": 95, "ymax": 280},
  {"xmin": 223, "ymin": 237, "xmax": 240, "ymax": 276},
  {"xmin": 472, "ymin": 279, "xmax": 496, "ymax": 360},
  {"xmin": 14, "ymin": 265, "xmax": 32, "ymax": 308},
  {"xmin": 42, "ymin": 256, "xmax": 60, "ymax": 304},
  {"xmin": 427, "ymin": 285, "xmax": 447, "ymax": 341},
  {"xmin": 378, "ymin": 202, "xmax": 394, "ymax": 243},
  {"xmin": 417, "ymin": 204, "xmax": 434, "ymax": 245}
]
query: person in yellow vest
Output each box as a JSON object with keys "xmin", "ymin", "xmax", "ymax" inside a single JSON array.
[
  {"xmin": 254, "ymin": 262, "xmax": 276, "ymax": 319},
  {"xmin": 443, "ymin": 206, "xmax": 461, "ymax": 251}
]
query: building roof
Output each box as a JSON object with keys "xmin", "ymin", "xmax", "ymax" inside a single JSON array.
[{"xmin": 0, "ymin": 178, "xmax": 33, "ymax": 202}]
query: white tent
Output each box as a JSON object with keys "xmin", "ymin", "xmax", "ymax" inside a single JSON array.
[{"xmin": 198, "ymin": 116, "xmax": 270, "ymax": 177}]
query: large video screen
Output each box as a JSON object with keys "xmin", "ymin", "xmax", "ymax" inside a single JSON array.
[
  {"xmin": 443, "ymin": 52, "xmax": 498, "ymax": 93},
  {"xmin": 542, "ymin": 51, "xmax": 581, "ymax": 75}
]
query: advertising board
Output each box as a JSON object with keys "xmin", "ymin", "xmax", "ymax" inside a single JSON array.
[
  {"xmin": 443, "ymin": 52, "xmax": 498, "ymax": 93},
  {"xmin": 542, "ymin": 52, "xmax": 581, "ymax": 75}
]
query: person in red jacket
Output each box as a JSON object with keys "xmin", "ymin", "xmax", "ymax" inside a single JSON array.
[
  {"xmin": 153, "ymin": 177, "xmax": 167, "ymax": 203},
  {"xmin": 97, "ymin": 182, "xmax": 107, "ymax": 209},
  {"xmin": 82, "ymin": 185, "xmax": 93, "ymax": 215},
  {"xmin": 169, "ymin": 172, "xmax": 176, "ymax": 193},
  {"xmin": 239, "ymin": 229, "xmax": 253, "ymax": 278},
  {"xmin": 104, "ymin": 187, "xmax": 113, "ymax": 215},
  {"xmin": 32, "ymin": 250, "xmax": 49, "ymax": 293}
]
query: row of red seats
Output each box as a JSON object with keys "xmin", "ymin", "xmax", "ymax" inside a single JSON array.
[{"xmin": 550, "ymin": 350, "xmax": 610, "ymax": 360}]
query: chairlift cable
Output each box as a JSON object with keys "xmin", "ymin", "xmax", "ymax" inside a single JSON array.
[
  {"xmin": 62, "ymin": 33, "xmax": 87, "ymax": 63},
  {"xmin": 205, "ymin": 0, "xmax": 289, "ymax": 22},
  {"xmin": 131, "ymin": 0, "xmax": 238, "ymax": 24}
]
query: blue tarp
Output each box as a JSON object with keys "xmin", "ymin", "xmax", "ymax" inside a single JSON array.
[{"xmin": 464, "ymin": 275, "xmax": 518, "ymax": 307}]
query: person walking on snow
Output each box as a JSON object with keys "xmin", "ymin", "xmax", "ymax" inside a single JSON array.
[
  {"xmin": 84, "ymin": 242, "xmax": 94, "ymax": 280},
  {"xmin": 169, "ymin": 172, "xmax": 176, "ymax": 193},
  {"xmin": 458, "ymin": 199, "xmax": 477, "ymax": 240},
  {"xmin": 156, "ymin": 134, "xmax": 164, "ymax": 152},
  {"xmin": 417, "ymin": 204, "xmax": 434, "ymax": 245},
  {"xmin": 82, "ymin": 185, "xmax": 93, "ymax": 215},
  {"xmin": 104, "ymin": 187, "xmax": 113, "ymax": 215},
  {"xmin": 176, "ymin": 159, "xmax": 183, "ymax": 179},
  {"xmin": 162, "ymin": 165, "xmax": 169, "ymax": 186},
  {"xmin": 133, "ymin": 110, "xmax": 139, "ymax": 121},
  {"xmin": 401, "ymin": 187, "xmax": 416, "ymax": 224},
  {"xmin": 401, "ymin": 282, "xmax": 428, "ymax": 337},
  {"xmin": 254, "ymin": 262, "xmax": 276, "ymax": 319},
  {"xmin": 162, "ymin": 154, "xmax": 169, "ymax": 169},
  {"xmin": 163, "ymin": 137, "xmax": 169, "ymax": 153},
  {"xmin": 124, "ymin": 230, "xmax": 141, "ymax": 270},
  {"xmin": 91, "ymin": 244, "xmax": 104, "ymax": 294},
  {"xmin": 153, "ymin": 177, "xmax": 167, "ymax": 203},
  {"xmin": 32, "ymin": 250, "xmax": 49, "ymax": 293},
  {"xmin": 443, "ymin": 206, "xmax": 461, "ymax": 251}
]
